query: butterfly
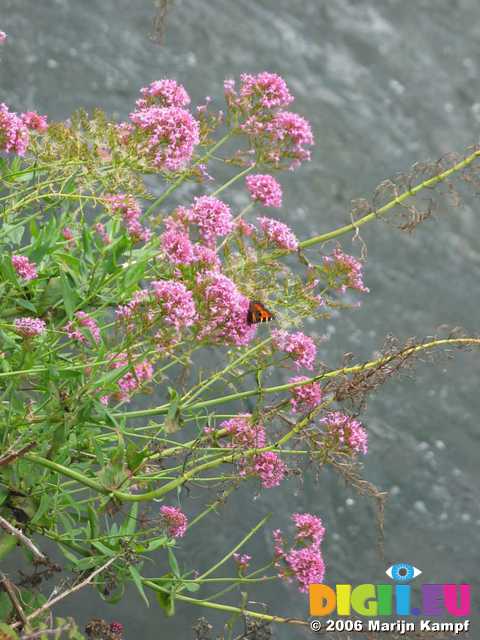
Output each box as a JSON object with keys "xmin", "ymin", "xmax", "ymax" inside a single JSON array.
[{"xmin": 247, "ymin": 300, "xmax": 275, "ymax": 325}]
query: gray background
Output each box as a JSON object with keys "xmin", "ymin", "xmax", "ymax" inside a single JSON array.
[{"xmin": 1, "ymin": 1, "xmax": 479, "ymax": 638}]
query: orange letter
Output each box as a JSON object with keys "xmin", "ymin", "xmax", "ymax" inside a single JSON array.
[{"xmin": 309, "ymin": 585, "xmax": 336, "ymax": 616}]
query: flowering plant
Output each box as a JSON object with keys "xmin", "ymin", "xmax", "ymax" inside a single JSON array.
[{"xmin": 0, "ymin": 67, "xmax": 479, "ymax": 639}]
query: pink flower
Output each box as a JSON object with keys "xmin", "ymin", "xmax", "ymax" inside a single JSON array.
[
  {"xmin": 136, "ymin": 79, "xmax": 190, "ymax": 109},
  {"xmin": 323, "ymin": 248, "xmax": 369, "ymax": 293},
  {"xmin": 219, "ymin": 415, "xmax": 266, "ymax": 449},
  {"xmin": 109, "ymin": 622, "xmax": 124, "ymax": 635},
  {"xmin": 161, "ymin": 226, "xmax": 195, "ymax": 265},
  {"xmin": 273, "ymin": 513, "xmax": 326, "ymax": 592},
  {"xmin": 284, "ymin": 545, "xmax": 325, "ymax": 592},
  {"xmin": 105, "ymin": 194, "xmax": 150, "ymax": 243},
  {"xmin": 12, "ymin": 255, "xmax": 37, "ymax": 281},
  {"xmin": 272, "ymin": 330, "xmax": 316, "ymax": 370},
  {"xmin": 266, "ymin": 111, "xmax": 314, "ymax": 169},
  {"xmin": 251, "ymin": 451, "xmax": 287, "ymax": 488},
  {"xmin": 62, "ymin": 227, "xmax": 74, "ymax": 241},
  {"xmin": 21, "ymin": 111, "xmax": 48, "ymax": 132},
  {"xmin": 129, "ymin": 106, "xmax": 200, "ymax": 171},
  {"xmin": 14, "ymin": 317, "xmax": 46, "ymax": 337},
  {"xmin": 189, "ymin": 196, "xmax": 234, "ymax": 246},
  {"xmin": 116, "ymin": 289, "xmax": 151, "ymax": 323},
  {"xmin": 117, "ymin": 360, "xmax": 154, "ymax": 401},
  {"xmin": 151, "ymin": 280, "xmax": 197, "ymax": 329},
  {"xmin": 233, "ymin": 553, "xmax": 251, "ymax": 572},
  {"xmin": 258, "ymin": 216, "xmax": 298, "ymax": 251},
  {"xmin": 160, "ymin": 505, "xmax": 188, "ymax": 538},
  {"xmin": 246, "ymin": 174, "xmax": 282, "ymax": 208},
  {"xmin": 65, "ymin": 311, "xmax": 100, "ymax": 345},
  {"xmin": 94, "ymin": 223, "xmax": 110, "ymax": 244},
  {"xmin": 239, "ymin": 72, "xmax": 294, "ymax": 110},
  {"xmin": 197, "ymin": 271, "xmax": 256, "ymax": 346},
  {"xmin": 235, "ymin": 218, "xmax": 255, "ymax": 236},
  {"xmin": 192, "ymin": 244, "xmax": 221, "ymax": 270},
  {"xmin": 289, "ymin": 376, "xmax": 323, "ymax": 413},
  {"xmin": 0, "ymin": 31, "xmax": 7, "ymax": 44},
  {"xmin": 320, "ymin": 411, "xmax": 368, "ymax": 455},
  {"xmin": 0, "ymin": 104, "xmax": 29, "ymax": 156},
  {"xmin": 292, "ymin": 513, "xmax": 325, "ymax": 546}
]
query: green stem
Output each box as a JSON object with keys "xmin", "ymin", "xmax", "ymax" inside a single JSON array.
[
  {"xmin": 143, "ymin": 580, "xmax": 307, "ymax": 626},
  {"xmin": 299, "ymin": 148, "xmax": 480, "ymax": 248},
  {"xmin": 118, "ymin": 337, "xmax": 480, "ymax": 420}
]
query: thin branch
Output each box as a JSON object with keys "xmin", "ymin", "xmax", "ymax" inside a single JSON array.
[
  {"xmin": 11, "ymin": 557, "xmax": 117, "ymax": 630},
  {"xmin": 0, "ymin": 572, "xmax": 27, "ymax": 625},
  {"xmin": 0, "ymin": 516, "xmax": 47, "ymax": 563},
  {"xmin": 0, "ymin": 443, "xmax": 36, "ymax": 467}
]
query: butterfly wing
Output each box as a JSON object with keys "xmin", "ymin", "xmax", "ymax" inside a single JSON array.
[{"xmin": 247, "ymin": 300, "xmax": 274, "ymax": 325}]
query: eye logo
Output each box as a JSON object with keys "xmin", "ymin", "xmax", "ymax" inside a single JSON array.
[{"xmin": 386, "ymin": 563, "xmax": 422, "ymax": 582}]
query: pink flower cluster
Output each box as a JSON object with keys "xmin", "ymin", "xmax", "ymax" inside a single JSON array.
[
  {"xmin": 233, "ymin": 553, "xmax": 251, "ymax": 572},
  {"xmin": 189, "ymin": 196, "xmax": 234, "ymax": 246},
  {"xmin": 266, "ymin": 111, "xmax": 314, "ymax": 169},
  {"xmin": 12, "ymin": 255, "xmax": 37, "ymax": 281},
  {"xmin": 160, "ymin": 198, "xmax": 232, "ymax": 267},
  {"xmin": 258, "ymin": 216, "xmax": 298, "ymax": 251},
  {"xmin": 109, "ymin": 622, "xmax": 124, "ymax": 636},
  {"xmin": 292, "ymin": 512, "xmax": 325, "ymax": 546},
  {"xmin": 289, "ymin": 376, "xmax": 323, "ymax": 413},
  {"xmin": 246, "ymin": 174, "xmax": 282, "ymax": 208},
  {"xmin": 225, "ymin": 72, "xmax": 294, "ymax": 111},
  {"xmin": 251, "ymin": 451, "xmax": 287, "ymax": 488},
  {"xmin": 0, "ymin": 104, "xmax": 29, "ymax": 156},
  {"xmin": 151, "ymin": 280, "xmax": 197, "ymax": 330},
  {"xmin": 105, "ymin": 194, "xmax": 151, "ymax": 243},
  {"xmin": 65, "ymin": 311, "xmax": 100, "ymax": 345},
  {"xmin": 0, "ymin": 31, "xmax": 7, "ymax": 44},
  {"xmin": 320, "ymin": 411, "xmax": 368, "ymax": 455},
  {"xmin": 103, "ymin": 352, "xmax": 154, "ymax": 403},
  {"xmin": 197, "ymin": 271, "xmax": 256, "ymax": 346},
  {"xmin": 273, "ymin": 512, "xmax": 326, "ymax": 592},
  {"xmin": 14, "ymin": 317, "xmax": 46, "ymax": 338},
  {"xmin": 94, "ymin": 222, "xmax": 111, "ymax": 245},
  {"xmin": 136, "ymin": 79, "xmax": 191, "ymax": 110},
  {"xmin": 160, "ymin": 505, "xmax": 188, "ymax": 538},
  {"xmin": 218, "ymin": 415, "xmax": 266, "ymax": 449},
  {"xmin": 323, "ymin": 248, "xmax": 369, "ymax": 293},
  {"xmin": 224, "ymin": 72, "xmax": 313, "ymax": 170},
  {"xmin": 272, "ymin": 330, "xmax": 316, "ymax": 370},
  {"xmin": 129, "ymin": 104, "xmax": 199, "ymax": 172},
  {"xmin": 210, "ymin": 415, "xmax": 286, "ymax": 488},
  {"xmin": 21, "ymin": 111, "xmax": 48, "ymax": 132}
]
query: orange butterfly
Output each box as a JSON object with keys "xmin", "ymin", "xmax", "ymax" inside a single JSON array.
[{"xmin": 247, "ymin": 300, "xmax": 275, "ymax": 325}]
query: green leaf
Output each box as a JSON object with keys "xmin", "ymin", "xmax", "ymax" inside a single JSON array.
[
  {"xmin": 60, "ymin": 271, "xmax": 79, "ymax": 319},
  {"xmin": 183, "ymin": 581, "xmax": 200, "ymax": 593},
  {"xmin": 87, "ymin": 505, "xmax": 99, "ymax": 540},
  {"xmin": 91, "ymin": 540, "xmax": 116, "ymax": 556},
  {"xmin": 15, "ymin": 298, "xmax": 38, "ymax": 313},
  {"xmin": 58, "ymin": 544, "xmax": 81, "ymax": 567},
  {"xmin": 37, "ymin": 277, "xmax": 63, "ymax": 314},
  {"xmin": 129, "ymin": 565, "xmax": 150, "ymax": 607},
  {"xmin": 0, "ymin": 622, "xmax": 19, "ymax": 639},
  {"xmin": 164, "ymin": 387, "xmax": 182, "ymax": 434},
  {"xmin": 145, "ymin": 536, "xmax": 167, "ymax": 552},
  {"xmin": 0, "ymin": 592, "xmax": 13, "ymax": 623},
  {"xmin": 30, "ymin": 493, "xmax": 51, "ymax": 524},
  {"xmin": 156, "ymin": 589, "xmax": 176, "ymax": 617},
  {"xmin": 126, "ymin": 442, "xmax": 146, "ymax": 472},
  {"xmin": 168, "ymin": 548, "xmax": 180, "ymax": 577},
  {"xmin": 120, "ymin": 502, "xmax": 138, "ymax": 537}
]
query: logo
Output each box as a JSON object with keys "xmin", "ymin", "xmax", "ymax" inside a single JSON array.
[{"xmin": 309, "ymin": 563, "xmax": 471, "ymax": 633}]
